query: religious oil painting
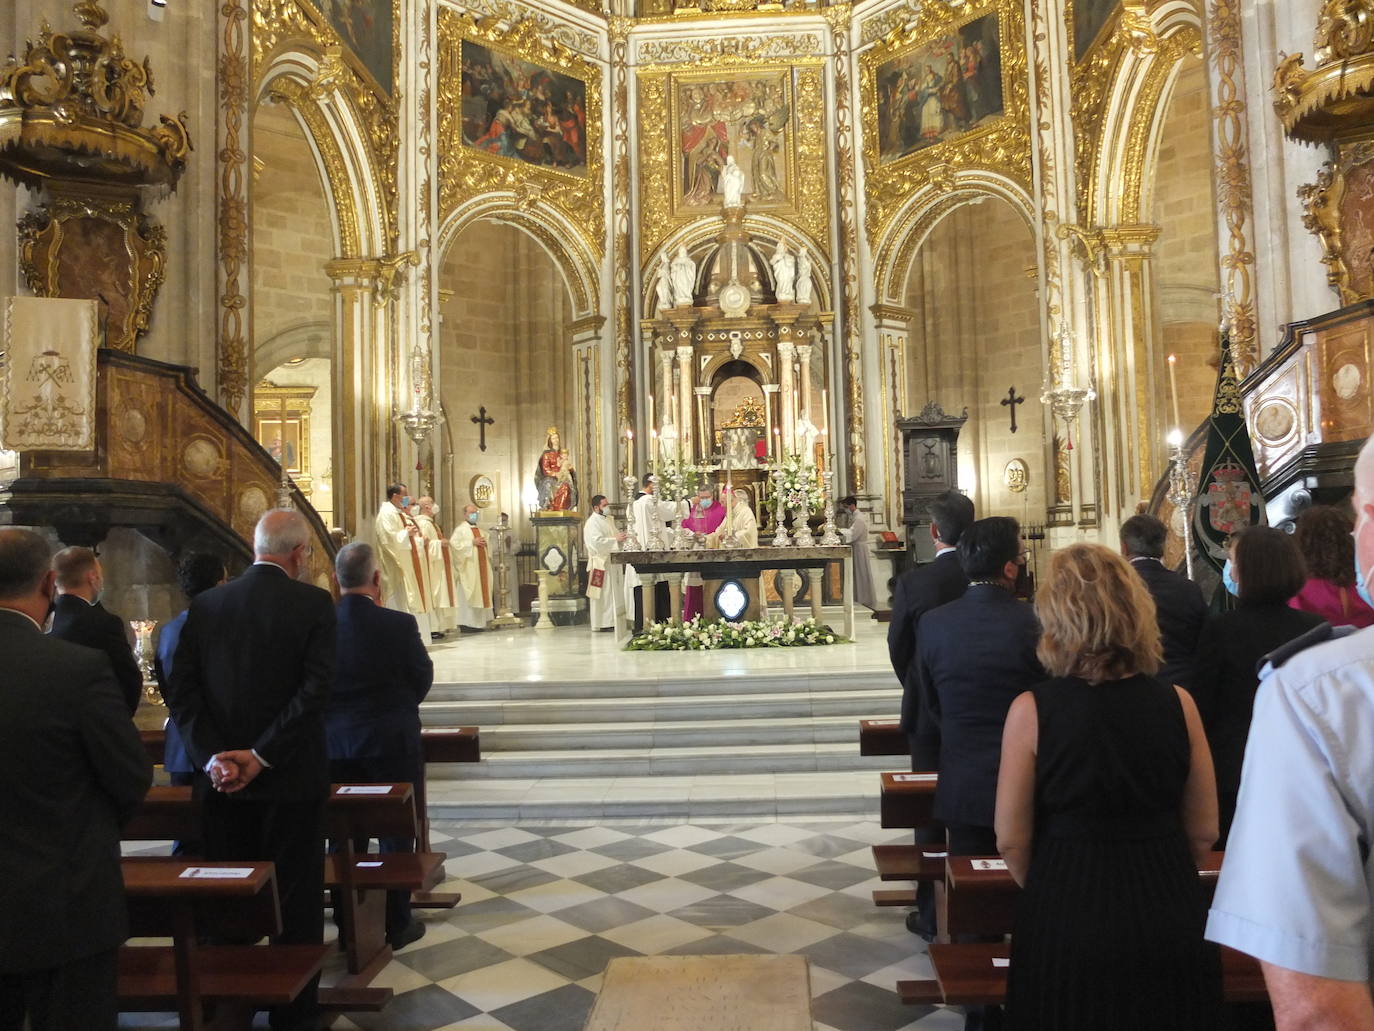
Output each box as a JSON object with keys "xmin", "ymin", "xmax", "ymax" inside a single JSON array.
[
  {"xmin": 317, "ymin": 0, "xmax": 393, "ymax": 96},
  {"xmin": 1073, "ymin": 0, "xmax": 1120, "ymax": 62},
  {"xmin": 876, "ymin": 10, "xmax": 1003, "ymax": 164},
  {"xmin": 459, "ymin": 40, "xmax": 589, "ymax": 176},
  {"xmin": 256, "ymin": 417, "xmax": 303, "ymax": 475},
  {"xmin": 672, "ymin": 70, "xmax": 792, "ymax": 210}
]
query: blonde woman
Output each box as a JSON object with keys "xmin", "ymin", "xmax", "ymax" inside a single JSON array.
[{"xmin": 994, "ymin": 543, "xmax": 1221, "ymax": 1030}]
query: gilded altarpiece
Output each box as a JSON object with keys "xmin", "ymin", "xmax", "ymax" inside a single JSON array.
[
  {"xmin": 636, "ymin": 42, "xmax": 829, "ymax": 264},
  {"xmin": 435, "ymin": 9, "xmax": 605, "ymax": 263},
  {"xmin": 859, "ymin": 0, "xmax": 1031, "ymax": 245}
]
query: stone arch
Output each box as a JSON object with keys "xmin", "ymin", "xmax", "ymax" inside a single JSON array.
[
  {"xmin": 1088, "ymin": 3, "xmax": 1205, "ymax": 227},
  {"xmin": 872, "ymin": 172, "xmax": 1037, "ymax": 306},
  {"xmin": 254, "ymin": 320, "xmax": 332, "ymax": 373},
  {"xmin": 254, "ymin": 45, "xmax": 391, "ymax": 260},
  {"xmin": 436, "ymin": 197, "xmax": 600, "ymax": 321}
]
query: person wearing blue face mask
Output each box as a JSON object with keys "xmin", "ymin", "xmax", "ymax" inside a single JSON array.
[
  {"xmin": 1192, "ymin": 527, "xmax": 1324, "ymax": 845},
  {"xmin": 374, "ymin": 482, "xmax": 434, "ymax": 642},
  {"xmin": 1208, "ymin": 436, "xmax": 1374, "ymax": 1029}
]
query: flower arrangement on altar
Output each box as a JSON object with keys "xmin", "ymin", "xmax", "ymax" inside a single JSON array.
[
  {"xmin": 626, "ymin": 617, "xmax": 846, "ymax": 651},
  {"xmin": 773, "ymin": 453, "xmax": 824, "ymax": 512},
  {"xmin": 655, "ymin": 458, "xmax": 702, "ymax": 502}
]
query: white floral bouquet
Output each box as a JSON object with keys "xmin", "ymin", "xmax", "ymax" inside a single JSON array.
[
  {"xmin": 627, "ymin": 617, "xmax": 844, "ymax": 651},
  {"xmin": 774, "ymin": 453, "xmax": 823, "ymax": 512},
  {"xmin": 656, "ymin": 459, "xmax": 702, "ymax": 502}
]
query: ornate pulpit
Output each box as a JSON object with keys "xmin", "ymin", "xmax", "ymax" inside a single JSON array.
[{"xmin": 896, "ymin": 402, "xmax": 968, "ymax": 563}]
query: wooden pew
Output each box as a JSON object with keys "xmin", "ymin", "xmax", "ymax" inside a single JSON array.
[
  {"xmin": 858, "ymin": 719, "xmax": 906, "ymax": 756},
  {"xmin": 940, "ymin": 853, "xmax": 1224, "ymax": 940},
  {"xmin": 123, "ymin": 783, "xmax": 446, "ymax": 1004},
  {"xmin": 119, "ymin": 857, "xmax": 335, "ymax": 1031},
  {"xmin": 898, "ymin": 942, "xmax": 1267, "ymax": 1007},
  {"xmin": 879, "ymin": 771, "xmax": 937, "ymax": 828}
]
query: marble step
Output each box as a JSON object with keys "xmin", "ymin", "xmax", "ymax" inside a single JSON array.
[
  {"xmin": 426, "ymin": 670, "xmax": 899, "ymax": 703},
  {"xmin": 432, "ymin": 741, "xmax": 895, "ymax": 780},
  {"xmin": 468, "ymin": 713, "xmax": 883, "ymax": 751},
  {"xmin": 425, "ymin": 770, "xmax": 880, "ymax": 823},
  {"xmin": 421, "ymin": 687, "xmax": 895, "ymax": 726}
]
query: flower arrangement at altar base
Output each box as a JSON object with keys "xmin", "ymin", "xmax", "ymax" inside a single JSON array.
[
  {"xmin": 655, "ymin": 458, "xmax": 702, "ymax": 502},
  {"xmin": 774, "ymin": 453, "xmax": 824, "ymax": 511},
  {"xmin": 626, "ymin": 616, "xmax": 847, "ymax": 651}
]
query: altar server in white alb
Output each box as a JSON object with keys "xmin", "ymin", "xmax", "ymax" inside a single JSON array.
[
  {"xmin": 415, "ymin": 497, "xmax": 457, "ymax": 638},
  {"xmin": 449, "ymin": 503, "xmax": 494, "ymax": 630},
  {"xmin": 374, "ymin": 483, "xmax": 432, "ymax": 638},
  {"xmin": 583, "ymin": 494, "xmax": 626, "ymax": 632},
  {"xmin": 624, "ymin": 473, "xmax": 687, "ymax": 631},
  {"xmin": 839, "ymin": 495, "xmax": 876, "ymax": 610}
]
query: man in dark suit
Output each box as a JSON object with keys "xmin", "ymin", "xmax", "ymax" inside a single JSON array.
[
  {"xmin": 49, "ymin": 545, "xmax": 143, "ymax": 714},
  {"xmin": 0, "ymin": 529, "xmax": 152, "ymax": 1031},
  {"xmin": 917, "ymin": 516, "xmax": 1043, "ymax": 857},
  {"xmin": 1121, "ymin": 513, "xmax": 1207, "ymax": 690},
  {"xmin": 154, "ymin": 552, "xmax": 227, "ymax": 856},
  {"xmin": 887, "ymin": 490, "xmax": 974, "ymax": 938},
  {"xmin": 165, "ymin": 510, "xmax": 335, "ymax": 1031},
  {"xmin": 327, "ymin": 541, "xmax": 433, "ymax": 951}
]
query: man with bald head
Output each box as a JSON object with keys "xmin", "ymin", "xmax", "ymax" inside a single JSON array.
[
  {"xmin": 1208, "ymin": 435, "xmax": 1374, "ymax": 1029},
  {"xmin": 0, "ymin": 529, "xmax": 151, "ymax": 1030},
  {"xmin": 165, "ymin": 509, "xmax": 335, "ymax": 1031}
]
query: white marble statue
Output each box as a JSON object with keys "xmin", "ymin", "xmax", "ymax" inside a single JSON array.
[
  {"xmin": 721, "ymin": 155, "xmax": 745, "ymax": 210},
  {"xmin": 655, "ymin": 253, "xmax": 673, "ymax": 316},
  {"xmin": 670, "ymin": 245, "xmax": 696, "ymax": 307},
  {"xmin": 771, "ymin": 240, "xmax": 796, "ymax": 303},
  {"xmin": 795, "ymin": 248, "xmax": 813, "ymax": 305}
]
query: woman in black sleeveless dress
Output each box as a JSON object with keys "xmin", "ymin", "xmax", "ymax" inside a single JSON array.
[{"xmin": 995, "ymin": 543, "xmax": 1222, "ymax": 1030}]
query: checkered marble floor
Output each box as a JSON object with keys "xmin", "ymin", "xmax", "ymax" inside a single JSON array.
[{"xmin": 121, "ymin": 820, "xmax": 963, "ymax": 1031}]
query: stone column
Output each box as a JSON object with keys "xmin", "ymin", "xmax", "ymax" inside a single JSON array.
[
  {"xmin": 676, "ymin": 344, "xmax": 694, "ymax": 461},
  {"xmin": 657, "ymin": 347, "xmax": 674, "ymax": 462},
  {"xmin": 777, "ymin": 340, "xmax": 797, "ymax": 455},
  {"xmin": 326, "ymin": 258, "xmax": 382, "ymax": 537},
  {"xmin": 572, "ymin": 315, "xmax": 607, "ymax": 500}
]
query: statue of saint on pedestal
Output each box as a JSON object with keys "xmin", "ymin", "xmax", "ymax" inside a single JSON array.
[
  {"xmin": 670, "ymin": 245, "xmax": 697, "ymax": 307},
  {"xmin": 656, "ymin": 253, "xmax": 674, "ymax": 316},
  {"xmin": 795, "ymin": 248, "xmax": 813, "ymax": 305},
  {"xmin": 534, "ymin": 425, "xmax": 578, "ymax": 511},
  {"xmin": 721, "ymin": 155, "xmax": 745, "ymax": 210},
  {"xmin": 771, "ymin": 240, "xmax": 796, "ymax": 303}
]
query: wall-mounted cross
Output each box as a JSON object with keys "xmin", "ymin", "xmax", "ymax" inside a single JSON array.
[
  {"xmin": 471, "ymin": 406, "xmax": 495, "ymax": 452},
  {"xmin": 1000, "ymin": 386, "xmax": 1025, "ymax": 433}
]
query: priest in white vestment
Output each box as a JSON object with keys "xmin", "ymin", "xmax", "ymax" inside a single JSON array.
[
  {"xmin": 838, "ymin": 495, "xmax": 876, "ymax": 610},
  {"xmin": 416, "ymin": 497, "xmax": 458, "ymax": 636},
  {"xmin": 374, "ymin": 483, "xmax": 432, "ymax": 638},
  {"xmin": 583, "ymin": 494, "xmax": 626, "ymax": 631},
  {"xmin": 624, "ymin": 473, "xmax": 687, "ymax": 630},
  {"xmin": 709, "ymin": 486, "xmax": 759, "ymax": 549},
  {"xmin": 449, "ymin": 503, "xmax": 494, "ymax": 629}
]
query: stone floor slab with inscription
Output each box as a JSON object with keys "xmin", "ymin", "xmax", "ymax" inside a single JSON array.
[{"xmin": 586, "ymin": 954, "xmax": 811, "ymax": 1031}]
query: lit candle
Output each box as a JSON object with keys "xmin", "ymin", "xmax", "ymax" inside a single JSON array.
[
  {"xmin": 819, "ymin": 429, "xmax": 827, "ymax": 473},
  {"xmin": 772, "ymin": 426, "xmax": 780, "ymax": 461},
  {"xmin": 1166, "ymin": 354, "xmax": 1181, "ymax": 432},
  {"xmin": 820, "ymin": 388, "xmax": 829, "ymax": 438}
]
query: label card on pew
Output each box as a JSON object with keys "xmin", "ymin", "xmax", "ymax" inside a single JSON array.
[
  {"xmin": 971, "ymin": 859, "xmax": 1008, "ymax": 871},
  {"xmin": 992, "ymin": 958, "xmax": 1010, "ymax": 968},
  {"xmin": 180, "ymin": 867, "xmax": 255, "ymax": 879},
  {"xmin": 357, "ymin": 861, "xmax": 383, "ymax": 868},
  {"xmin": 337, "ymin": 785, "xmax": 393, "ymax": 795},
  {"xmin": 868, "ymin": 720, "xmax": 899, "ymax": 726},
  {"xmin": 922, "ymin": 851, "xmax": 949, "ymax": 859},
  {"xmin": 891, "ymin": 774, "xmax": 937, "ymax": 783}
]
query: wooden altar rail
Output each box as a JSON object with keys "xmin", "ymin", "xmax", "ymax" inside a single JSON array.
[{"xmin": 0, "ymin": 350, "xmax": 336, "ymax": 581}]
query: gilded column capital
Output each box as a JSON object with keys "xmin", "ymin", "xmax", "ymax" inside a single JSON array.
[
  {"xmin": 869, "ymin": 303, "xmax": 915, "ymax": 328},
  {"xmin": 325, "ymin": 257, "xmax": 382, "ymax": 284},
  {"xmin": 1099, "ymin": 224, "xmax": 1162, "ymax": 255},
  {"xmin": 571, "ymin": 314, "xmax": 608, "ymax": 337}
]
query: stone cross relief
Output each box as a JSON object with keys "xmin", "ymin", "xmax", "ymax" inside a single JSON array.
[
  {"xmin": 471, "ymin": 406, "xmax": 495, "ymax": 452},
  {"xmin": 1000, "ymin": 386, "xmax": 1025, "ymax": 433}
]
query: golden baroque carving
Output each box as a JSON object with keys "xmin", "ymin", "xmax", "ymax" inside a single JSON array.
[
  {"xmin": 218, "ymin": 0, "xmax": 249, "ymax": 413},
  {"xmin": 827, "ymin": 4, "xmax": 865, "ymax": 492},
  {"xmin": 252, "ymin": 0, "xmax": 399, "ymax": 249},
  {"xmin": 635, "ymin": 33, "xmax": 822, "ymax": 67},
  {"xmin": 18, "ymin": 192, "xmax": 167, "ymax": 354},
  {"xmin": 1273, "ymin": 1, "xmax": 1374, "ymax": 147},
  {"xmin": 859, "ymin": 4, "xmax": 919, "ymax": 47},
  {"xmin": 440, "ymin": 0, "xmax": 600, "ymax": 58},
  {"xmin": 1299, "ymin": 142, "xmax": 1374, "ymax": 304},
  {"xmin": 611, "ymin": 16, "xmax": 634, "ymax": 440},
  {"xmin": 1315, "ymin": 0, "xmax": 1374, "ymax": 64},
  {"xmin": 635, "ymin": 58, "xmax": 829, "ymax": 265},
  {"xmin": 1029, "ymin": 0, "xmax": 1063, "ymax": 322},
  {"xmin": 1208, "ymin": 0, "xmax": 1257, "ymax": 372},
  {"xmin": 436, "ymin": 9, "xmax": 605, "ymax": 262},
  {"xmin": 859, "ymin": 0, "xmax": 1032, "ymax": 245}
]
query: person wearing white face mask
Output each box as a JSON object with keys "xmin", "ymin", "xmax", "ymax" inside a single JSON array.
[
  {"xmin": 49, "ymin": 545, "xmax": 143, "ymax": 715},
  {"xmin": 374, "ymin": 482, "xmax": 432, "ymax": 640},
  {"xmin": 449, "ymin": 504, "xmax": 493, "ymax": 630},
  {"xmin": 1208, "ymin": 434, "xmax": 1374, "ymax": 1029}
]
